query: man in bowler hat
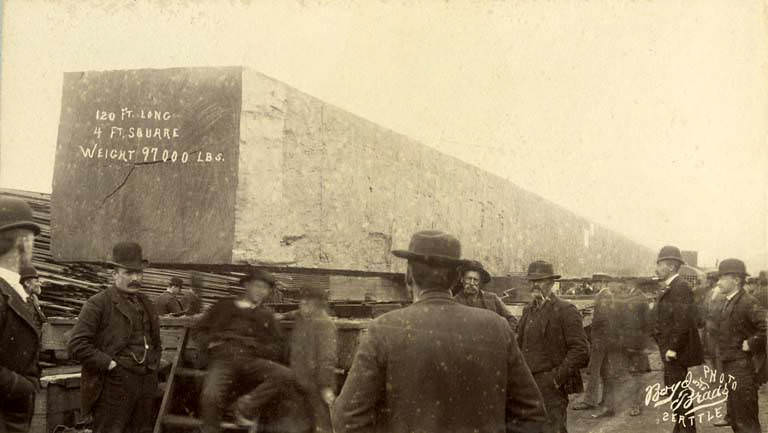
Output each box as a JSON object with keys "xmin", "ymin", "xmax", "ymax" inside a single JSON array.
[
  {"xmin": 713, "ymin": 259, "xmax": 766, "ymax": 433},
  {"xmin": 453, "ymin": 260, "xmax": 518, "ymax": 330},
  {"xmin": 19, "ymin": 265, "xmax": 47, "ymax": 327},
  {"xmin": 68, "ymin": 242, "xmax": 163, "ymax": 433},
  {"xmin": 0, "ymin": 197, "xmax": 42, "ymax": 432},
  {"xmin": 650, "ymin": 246, "xmax": 703, "ymax": 433},
  {"xmin": 333, "ymin": 230, "xmax": 547, "ymax": 433},
  {"xmin": 517, "ymin": 260, "xmax": 590, "ymax": 433}
]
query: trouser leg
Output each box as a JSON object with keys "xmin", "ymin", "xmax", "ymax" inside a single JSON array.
[
  {"xmin": 0, "ymin": 391, "xmax": 35, "ymax": 433},
  {"xmin": 200, "ymin": 360, "xmax": 236, "ymax": 433},
  {"xmin": 93, "ymin": 367, "xmax": 140, "ymax": 433},
  {"xmin": 663, "ymin": 362, "xmax": 696, "ymax": 433},
  {"xmin": 580, "ymin": 342, "xmax": 605, "ymax": 406},
  {"xmin": 534, "ymin": 371, "xmax": 569, "ymax": 433},
  {"xmin": 723, "ymin": 358, "xmax": 760, "ymax": 433},
  {"xmin": 125, "ymin": 373, "xmax": 159, "ymax": 433}
]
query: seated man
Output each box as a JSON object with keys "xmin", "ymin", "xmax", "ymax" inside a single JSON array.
[{"xmin": 195, "ymin": 269, "xmax": 305, "ymax": 433}]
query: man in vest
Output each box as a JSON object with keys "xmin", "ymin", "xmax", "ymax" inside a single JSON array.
[
  {"xmin": 68, "ymin": 242, "xmax": 162, "ymax": 433},
  {"xmin": 453, "ymin": 260, "xmax": 518, "ymax": 330},
  {"xmin": 0, "ymin": 197, "xmax": 42, "ymax": 432}
]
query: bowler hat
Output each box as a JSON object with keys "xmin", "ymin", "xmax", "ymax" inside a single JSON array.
[
  {"xmin": 458, "ymin": 260, "xmax": 492, "ymax": 284},
  {"xmin": 392, "ymin": 230, "xmax": 463, "ymax": 267},
  {"xmin": 657, "ymin": 246, "xmax": 685, "ymax": 265},
  {"xmin": 0, "ymin": 197, "xmax": 41, "ymax": 235},
  {"xmin": 240, "ymin": 268, "xmax": 277, "ymax": 287},
  {"xmin": 169, "ymin": 277, "xmax": 184, "ymax": 287},
  {"xmin": 19, "ymin": 265, "xmax": 38, "ymax": 282},
  {"xmin": 526, "ymin": 260, "xmax": 561, "ymax": 281},
  {"xmin": 107, "ymin": 242, "xmax": 149, "ymax": 270},
  {"xmin": 718, "ymin": 258, "xmax": 749, "ymax": 277}
]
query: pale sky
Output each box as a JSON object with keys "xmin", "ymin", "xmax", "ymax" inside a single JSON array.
[{"xmin": 1, "ymin": 0, "xmax": 767, "ymax": 271}]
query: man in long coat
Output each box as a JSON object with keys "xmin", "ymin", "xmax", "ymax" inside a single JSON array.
[
  {"xmin": 650, "ymin": 245, "xmax": 703, "ymax": 433},
  {"xmin": 0, "ymin": 197, "xmax": 42, "ymax": 432},
  {"xmin": 68, "ymin": 242, "xmax": 162, "ymax": 433},
  {"xmin": 332, "ymin": 230, "xmax": 547, "ymax": 433},
  {"xmin": 714, "ymin": 259, "xmax": 766, "ymax": 433},
  {"xmin": 517, "ymin": 260, "xmax": 590, "ymax": 433}
]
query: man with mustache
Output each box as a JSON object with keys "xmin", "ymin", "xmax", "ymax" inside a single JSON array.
[
  {"xmin": 68, "ymin": 242, "xmax": 162, "ymax": 433},
  {"xmin": 517, "ymin": 260, "xmax": 589, "ymax": 433},
  {"xmin": 0, "ymin": 197, "xmax": 42, "ymax": 433},
  {"xmin": 453, "ymin": 260, "xmax": 518, "ymax": 330}
]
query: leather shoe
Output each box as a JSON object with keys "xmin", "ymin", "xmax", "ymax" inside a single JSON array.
[{"xmin": 571, "ymin": 402, "xmax": 595, "ymax": 410}]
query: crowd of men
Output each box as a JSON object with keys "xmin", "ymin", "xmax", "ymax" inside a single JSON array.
[{"xmin": 0, "ymin": 196, "xmax": 767, "ymax": 433}]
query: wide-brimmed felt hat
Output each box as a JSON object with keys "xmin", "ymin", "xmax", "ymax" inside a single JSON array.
[
  {"xmin": 19, "ymin": 265, "xmax": 38, "ymax": 282},
  {"xmin": 718, "ymin": 258, "xmax": 749, "ymax": 277},
  {"xmin": 107, "ymin": 242, "xmax": 149, "ymax": 271},
  {"xmin": 657, "ymin": 245, "xmax": 685, "ymax": 265},
  {"xmin": 169, "ymin": 277, "xmax": 184, "ymax": 287},
  {"xmin": 392, "ymin": 230, "xmax": 464, "ymax": 267},
  {"xmin": 0, "ymin": 197, "xmax": 41, "ymax": 235},
  {"xmin": 240, "ymin": 268, "xmax": 277, "ymax": 287},
  {"xmin": 526, "ymin": 260, "xmax": 561, "ymax": 281},
  {"xmin": 458, "ymin": 260, "xmax": 492, "ymax": 284}
]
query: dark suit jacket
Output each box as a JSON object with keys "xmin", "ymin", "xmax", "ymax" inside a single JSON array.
[
  {"xmin": 454, "ymin": 289, "xmax": 519, "ymax": 331},
  {"xmin": 517, "ymin": 296, "xmax": 590, "ymax": 395},
  {"xmin": 332, "ymin": 291, "xmax": 547, "ymax": 433},
  {"xmin": 155, "ymin": 291, "xmax": 185, "ymax": 315},
  {"xmin": 68, "ymin": 286, "xmax": 162, "ymax": 416},
  {"xmin": 0, "ymin": 277, "xmax": 41, "ymax": 412},
  {"xmin": 651, "ymin": 276, "xmax": 703, "ymax": 368},
  {"xmin": 286, "ymin": 310, "xmax": 338, "ymax": 392},
  {"xmin": 717, "ymin": 289, "xmax": 766, "ymax": 382},
  {"xmin": 614, "ymin": 290, "xmax": 651, "ymax": 352}
]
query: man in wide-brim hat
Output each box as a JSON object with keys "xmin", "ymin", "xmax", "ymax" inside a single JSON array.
[
  {"xmin": 68, "ymin": 242, "xmax": 162, "ymax": 433},
  {"xmin": 333, "ymin": 230, "xmax": 547, "ymax": 433},
  {"xmin": 0, "ymin": 196, "xmax": 42, "ymax": 433},
  {"xmin": 713, "ymin": 258, "xmax": 766, "ymax": 433},
  {"xmin": 517, "ymin": 260, "xmax": 589, "ymax": 433},
  {"xmin": 650, "ymin": 245, "xmax": 702, "ymax": 433},
  {"xmin": 453, "ymin": 259, "xmax": 517, "ymax": 329}
]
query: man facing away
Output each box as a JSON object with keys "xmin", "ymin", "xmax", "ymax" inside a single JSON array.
[
  {"xmin": 517, "ymin": 260, "xmax": 590, "ymax": 433},
  {"xmin": 0, "ymin": 197, "xmax": 42, "ymax": 433},
  {"xmin": 713, "ymin": 259, "xmax": 766, "ymax": 433},
  {"xmin": 195, "ymin": 269, "xmax": 304, "ymax": 433},
  {"xmin": 453, "ymin": 259, "xmax": 518, "ymax": 330},
  {"xmin": 68, "ymin": 242, "xmax": 163, "ymax": 433},
  {"xmin": 332, "ymin": 230, "xmax": 547, "ymax": 433},
  {"xmin": 155, "ymin": 276, "xmax": 186, "ymax": 316},
  {"xmin": 650, "ymin": 245, "xmax": 703, "ymax": 433}
]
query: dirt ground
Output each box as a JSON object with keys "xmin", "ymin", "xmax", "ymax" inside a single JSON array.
[{"xmin": 566, "ymin": 354, "xmax": 768, "ymax": 433}]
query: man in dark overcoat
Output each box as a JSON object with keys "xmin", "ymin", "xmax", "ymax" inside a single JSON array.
[
  {"xmin": 714, "ymin": 259, "xmax": 766, "ymax": 433},
  {"xmin": 68, "ymin": 242, "xmax": 162, "ymax": 433},
  {"xmin": 453, "ymin": 260, "xmax": 518, "ymax": 330},
  {"xmin": 650, "ymin": 245, "xmax": 703, "ymax": 433},
  {"xmin": 332, "ymin": 230, "xmax": 547, "ymax": 433},
  {"xmin": 0, "ymin": 197, "xmax": 42, "ymax": 432},
  {"xmin": 517, "ymin": 260, "xmax": 590, "ymax": 433}
]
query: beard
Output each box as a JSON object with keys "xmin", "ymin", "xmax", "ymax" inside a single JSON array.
[
  {"xmin": 462, "ymin": 283, "xmax": 479, "ymax": 294},
  {"xmin": 16, "ymin": 240, "xmax": 33, "ymax": 270}
]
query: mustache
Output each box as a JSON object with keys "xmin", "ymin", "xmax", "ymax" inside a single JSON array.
[{"xmin": 128, "ymin": 282, "xmax": 142, "ymax": 288}]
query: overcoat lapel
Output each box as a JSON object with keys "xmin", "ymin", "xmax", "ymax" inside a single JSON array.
[
  {"xmin": 109, "ymin": 286, "xmax": 134, "ymax": 327},
  {"xmin": 0, "ymin": 278, "xmax": 40, "ymax": 338},
  {"xmin": 722, "ymin": 290, "xmax": 743, "ymax": 321}
]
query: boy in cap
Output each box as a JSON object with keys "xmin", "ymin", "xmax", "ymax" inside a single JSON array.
[
  {"xmin": 155, "ymin": 276, "xmax": 186, "ymax": 316},
  {"xmin": 714, "ymin": 259, "xmax": 766, "ymax": 433},
  {"xmin": 195, "ymin": 268, "xmax": 304, "ymax": 433},
  {"xmin": 283, "ymin": 287, "xmax": 338, "ymax": 433},
  {"xmin": 333, "ymin": 230, "xmax": 547, "ymax": 433},
  {"xmin": 68, "ymin": 242, "xmax": 163, "ymax": 433},
  {"xmin": 0, "ymin": 196, "xmax": 42, "ymax": 433}
]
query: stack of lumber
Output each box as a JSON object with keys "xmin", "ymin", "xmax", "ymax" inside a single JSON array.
[{"xmin": 0, "ymin": 188, "xmax": 301, "ymax": 317}]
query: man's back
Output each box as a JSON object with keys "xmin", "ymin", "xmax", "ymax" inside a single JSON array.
[{"xmin": 333, "ymin": 291, "xmax": 545, "ymax": 433}]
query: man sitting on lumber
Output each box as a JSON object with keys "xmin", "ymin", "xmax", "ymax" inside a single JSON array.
[{"xmin": 194, "ymin": 268, "xmax": 306, "ymax": 433}]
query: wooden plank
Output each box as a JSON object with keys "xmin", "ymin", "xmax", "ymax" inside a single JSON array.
[{"xmin": 154, "ymin": 328, "xmax": 190, "ymax": 433}]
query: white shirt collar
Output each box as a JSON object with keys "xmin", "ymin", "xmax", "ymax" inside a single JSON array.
[
  {"xmin": 0, "ymin": 266, "xmax": 29, "ymax": 302},
  {"xmin": 726, "ymin": 289, "xmax": 739, "ymax": 301},
  {"xmin": 664, "ymin": 274, "xmax": 679, "ymax": 287}
]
